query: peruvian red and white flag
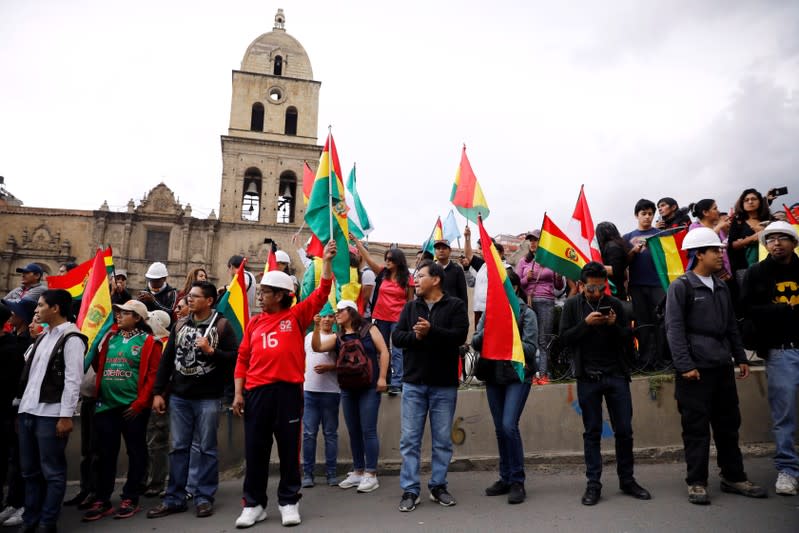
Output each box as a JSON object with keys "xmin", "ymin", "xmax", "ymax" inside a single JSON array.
[{"xmin": 567, "ymin": 185, "xmax": 603, "ymax": 264}]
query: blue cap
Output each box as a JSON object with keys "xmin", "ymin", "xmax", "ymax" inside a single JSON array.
[
  {"xmin": 1, "ymin": 298, "xmax": 37, "ymax": 324},
  {"xmin": 16, "ymin": 263, "xmax": 43, "ymax": 275}
]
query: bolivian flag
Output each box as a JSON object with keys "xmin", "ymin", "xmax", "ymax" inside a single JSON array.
[
  {"xmin": 450, "ymin": 145, "xmax": 490, "ymax": 224},
  {"xmin": 76, "ymin": 249, "xmax": 114, "ymax": 370},
  {"xmin": 47, "ymin": 247, "xmax": 113, "ymax": 300},
  {"xmin": 536, "ymin": 214, "xmax": 590, "ymax": 280},
  {"xmin": 216, "ymin": 259, "xmax": 250, "ymax": 341},
  {"xmin": 477, "ymin": 216, "xmax": 525, "ymax": 382},
  {"xmin": 305, "ymin": 132, "xmax": 350, "ymax": 285},
  {"xmin": 647, "ymin": 229, "xmax": 689, "ymax": 291},
  {"xmin": 421, "ymin": 216, "xmax": 444, "ymax": 255}
]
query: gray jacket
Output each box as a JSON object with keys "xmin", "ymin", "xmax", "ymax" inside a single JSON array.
[{"xmin": 665, "ymin": 272, "xmax": 746, "ymax": 373}]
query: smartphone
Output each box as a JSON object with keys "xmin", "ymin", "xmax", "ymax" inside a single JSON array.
[
  {"xmin": 772, "ymin": 186, "xmax": 788, "ymax": 197},
  {"xmin": 598, "ymin": 305, "xmax": 612, "ymax": 316}
]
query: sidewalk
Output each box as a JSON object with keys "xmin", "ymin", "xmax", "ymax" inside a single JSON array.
[{"xmin": 58, "ymin": 457, "xmax": 796, "ymax": 532}]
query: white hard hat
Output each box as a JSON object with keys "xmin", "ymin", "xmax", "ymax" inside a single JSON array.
[
  {"xmin": 760, "ymin": 220, "xmax": 798, "ymax": 246},
  {"xmin": 145, "ymin": 262, "xmax": 169, "ymax": 279},
  {"xmin": 681, "ymin": 227, "xmax": 724, "ymax": 251},
  {"xmin": 261, "ymin": 270, "xmax": 294, "ymax": 291},
  {"xmin": 147, "ymin": 310, "xmax": 171, "ymax": 338},
  {"xmin": 275, "ymin": 250, "xmax": 291, "ymax": 264}
]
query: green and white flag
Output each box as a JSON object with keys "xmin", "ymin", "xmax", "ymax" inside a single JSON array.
[{"xmin": 345, "ymin": 164, "xmax": 374, "ymax": 239}]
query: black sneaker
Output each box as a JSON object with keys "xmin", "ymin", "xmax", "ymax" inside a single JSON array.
[
  {"xmin": 485, "ymin": 480, "xmax": 511, "ymax": 496},
  {"xmin": 508, "ymin": 483, "xmax": 526, "ymax": 504},
  {"xmin": 64, "ymin": 490, "xmax": 89, "ymax": 506},
  {"xmin": 429, "ymin": 486, "xmax": 456, "ymax": 507},
  {"xmin": 398, "ymin": 492, "xmax": 420, "ymax": 512}
]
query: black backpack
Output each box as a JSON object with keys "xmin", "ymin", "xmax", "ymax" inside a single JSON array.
[{"xmin": 335, "ymin": 323, "xmax": 375, "ymax": 390}]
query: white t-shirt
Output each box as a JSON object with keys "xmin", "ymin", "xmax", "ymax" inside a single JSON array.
[
  {"xmin": 473, "ymin": 264, "xmax": 488, "ymax": 312},
  {"xmin": 695, "ymin": 274, "xmax": 714, "ymax": 292},
  {"xmin": 303, "ymin": 332, "xmax": 340, "ymax": 393}
]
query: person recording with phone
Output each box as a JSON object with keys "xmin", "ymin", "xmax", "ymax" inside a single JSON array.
[
  {"xmin": 559, "ymin": 262, "xmax": 650, "ymax": 507},
  {"xmin": 729, "ymin": 189, "xmax": 774, "ymax": 280}
]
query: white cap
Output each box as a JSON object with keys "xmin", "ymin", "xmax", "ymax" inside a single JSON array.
[
  {"xmin": 147, "ymin": 310, "xmax": 171, "ymax": 338},
  {"xmin": 113, "ymin": 300, "xmax": 149, "ymax": 321},
  {"xmin": 261, "ymin": 270, "xmax": 294, "ymax": 291},
  {"xmin": 275, "ymin": 250, "xmax": 291, "ymax": 264},
  {"xmin": 336, "ymin": 299, "xmax": 358, "ymax": 312},
  {"xmin": 760, "ymin": 220, "xmax": 799, "ymax": 246},
  {"xmin": 681, "ymin": 227, "xmax": 724, "ymax": 251},
  {"xmin": 145, "ymin": 262, "xmax": 169, "ymax": 279}
]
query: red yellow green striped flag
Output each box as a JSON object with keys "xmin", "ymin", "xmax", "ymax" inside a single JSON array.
[
  {"xmin": 536, "ymin": 214, "xmax": 590, "ymax": 280},
  {"xmin": 76, "ymin": 249, "xmax": 114, "ymax": 370},
  {"xmin": 647, "ymin": 229, "xmax": 689, "ymax": 291},
  {"xmin": 477, "ymin": 216, "xmax": 525, "ymax": 381},
  {"xmin": 422, "ymin": 217, "xmax": 444, "ymax": 255},
  {"xmin": 262, "ymin": 248, "xmax": 278, "ymax": 277},
  {"xmin": 46, "ymin": 247, "xmax": 113, "ymax": 300},
  {"xmin": 216, "ymin": 258, "xmax": 250, "ymax": 341},
  {"xmin": 450, "ymin": 145, "xmax": 489, "ymax": 224},
  {"xmin": 305, "ymin": 132, "xmax": 350, "ymax": 284}
]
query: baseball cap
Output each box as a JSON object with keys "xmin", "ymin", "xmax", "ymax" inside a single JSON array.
[
  {"xmin": 525, "ymin": 229, "xmax": 541, "ymax": 241},
  {"xmin": 16, "ymin": 263, "xmax": 43, "ymax": 275},
  {"xmin": 2, "ymin": 298, "xmax": 37, "ymax": 324},
  {"xmin": 433, "ymin": 239, "xmax": 451, "ymax": 249},
  {"xmin": 112, "ymin": 300, "xmax": 149, "ymax": 320},
  {"xmin": 336, "ymin": 300, "xmax": 358, "ymax": 312}
]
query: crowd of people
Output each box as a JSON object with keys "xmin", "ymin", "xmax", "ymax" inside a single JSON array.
[{"xmin": 0, "ymin": 186, "xmax": 796, "ymax": 530}]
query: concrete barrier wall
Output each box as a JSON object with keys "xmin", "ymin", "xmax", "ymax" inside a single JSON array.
[{"xmin": 65, "ymin": 368, "xmax": 788, "ymax": 480}]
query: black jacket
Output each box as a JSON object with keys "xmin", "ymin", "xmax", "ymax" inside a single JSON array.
[
  {"xmin": 558, "ymin": 293, "xmax": 634, "ymax": 379},
  {"xmin": 440, "ymin": 261, "xmax": 468, "ymax": 306},
  {"xmin": 741, "ymin": 254, "xmax": 799, "ymax": 356},
  {"xmin": 665, "ymin": 272, "xmax": 747, "ymax": 372},
  {"xmin": 392, "ymin": 294, "xmax": 469, "ymax": 387},
  {"xmin": 0, "ymin": 334, "xmax": 29, "ymax": 413}
]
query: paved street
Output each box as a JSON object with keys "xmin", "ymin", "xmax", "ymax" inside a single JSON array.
[{"xmin": 57, "ymin": 457, "xmax": 797, "ymax": 532}]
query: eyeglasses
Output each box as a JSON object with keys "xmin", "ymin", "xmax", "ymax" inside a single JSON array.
[
  {"xmin": 384, "ymin": 257, "xmax": 394, "ymax": 263},
  {"xmin": 119, "ymin": 310, "xmax": 135, "ymax": 316},
  {"xmin": 765, "ymin": 235, "xmax": 794, "ymax": 245},
  {"xmin": 584, "ymin": 284, "xmax": 606, "ymax": 293},
  {"xmin": 187, "ymin": 293, "xmax": 205, "ymax": 300},
  {"xmin": 334, "ymin": 309, "xmax": 348, "ymax": 314}
]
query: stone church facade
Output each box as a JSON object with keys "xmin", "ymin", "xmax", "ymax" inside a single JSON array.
[{"xmin": 0, "ymin": 10, "xmax": 407, "ymax": 295}]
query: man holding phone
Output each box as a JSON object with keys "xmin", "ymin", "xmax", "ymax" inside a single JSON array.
[{"xmin": 559, "ymin": 262, "xmax": 650, "ymax": 506}]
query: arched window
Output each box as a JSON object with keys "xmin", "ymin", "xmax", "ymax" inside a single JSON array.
[
  {"xmin": 277, "ymin": 171, "xmax": 297, "ymax": 224},
  {"xmin": 274, "ymin": 55, "xmax": 283, "ymax": 76},
  {"xmin": 241, "ymin": 167, "xmax": 262, "ymax": 222},
  {"xmin": 284, "ymin": 107, "xmax": 298, "ymax": 136},
  {"xmin": 250, "ymin": 103, "xmax": 264, "ymax": 132}
]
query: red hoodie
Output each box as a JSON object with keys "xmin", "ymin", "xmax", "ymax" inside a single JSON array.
[{"xmin": 235, "ymin": 277, "xmax": 331, "ymax": 390}]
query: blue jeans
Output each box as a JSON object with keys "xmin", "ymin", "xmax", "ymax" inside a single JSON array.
[
  {"xmin": 485, "ymin": 382, "xmax": 531, "ymax": 484},
  {"xmin": 399, "ymin": 383, "xmax": 458, "ymax": 495},
  {"xmin": 18, "ymin": 414, "xmax": 68, "ymax": 528},
  {"xmin": 767, "ymin": 348, "xmax": 799, "ymax": 477},
  {"xmin": 530, "ymin": 298, "xmax": 554, "ymax": 375},
  {"xmin": 164, "ymin": 395, "xmax": 220, "ymax": 507},
  {"xmin": 375, "ymin": 319, "xmax": 402, "ymax": 388},
  {"xmin": 577, "ymin": 375, "xmax": 634, "ymax": 486},
  {"xmin": 340, "ymin": 388, "xmax": 381, "ymax": 473},
  {"xmin": 303, "ymin": 391, "xmax": 341, "ymax": 478}
]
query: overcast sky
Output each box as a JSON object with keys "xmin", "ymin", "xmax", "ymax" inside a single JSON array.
[{"xmin": 1, "ymin": 0, "xmax": 797, "ymax": 246}]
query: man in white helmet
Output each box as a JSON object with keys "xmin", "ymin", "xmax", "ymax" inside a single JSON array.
[
  {"xmin": 742, "ymin": 220, "xmax": 799, "ymax": 496},
  {"xmin": 138, "ymin": 262, "xmax": 177, "ymax": 325},
  {"xmin": 275, "ymin": 250, "xmax": 299, "ymax": 294},
  {"xmin": 232, "ymin": 240, "xmax": 337, "ymax": 528},
  {"xmin": 665, "ymin": 227, "xmax": 767, "ymax": 505}
]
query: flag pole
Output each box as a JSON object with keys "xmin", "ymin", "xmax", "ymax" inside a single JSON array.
[{"xmin": 327, "ymin": 126, "xmax": 333, "ymax": 245}]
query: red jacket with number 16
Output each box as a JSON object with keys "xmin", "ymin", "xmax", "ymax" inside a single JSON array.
[{"xmin": 235, "ymin": 277, "xmax": 332, "ymax": 390}]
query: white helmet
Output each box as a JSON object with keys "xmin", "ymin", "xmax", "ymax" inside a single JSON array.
[
  {"xmin": 261, "ymin": 270, "xmax": 294, "ymax": 291},
  {"xmin": 145, "ymin": 262, "xmax": 169, "ymax": 279},
  {"xmin": 275, "ymin": 250, "xmax": 291, "ymax": 264},
  {"xmin": 760, "ymin": 220, "xmax": 798, "ymax": 246},
  {"xmin": 681, "ymin": 227, "xmax": 724, "ymax": 251}
]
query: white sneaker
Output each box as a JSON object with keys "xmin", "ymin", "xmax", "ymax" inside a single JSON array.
[
  {"xmin": 776, "ymin": 471, "xmax": 798, "ymax": 496},
  {"xmin": 338, "ymin": 472, "xmax": 363, "ymax": 489},
  {"xmin": 356, "ymin": 474, "xmax": 380, "ymax": 493},
  {"xmin": 278, "ymin": 503, "xmax": 301, "ymax": 526},
  {"xmin": 0, "ymin": 508, "xmax": 15, "ymax": 524},
  {"xmin": 235, "ymin": 505, "xmax": 267, "ymax": 528},
  {"xmin": 2, "ymin": 507, "xmax": 24, "ymax": 527}
]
